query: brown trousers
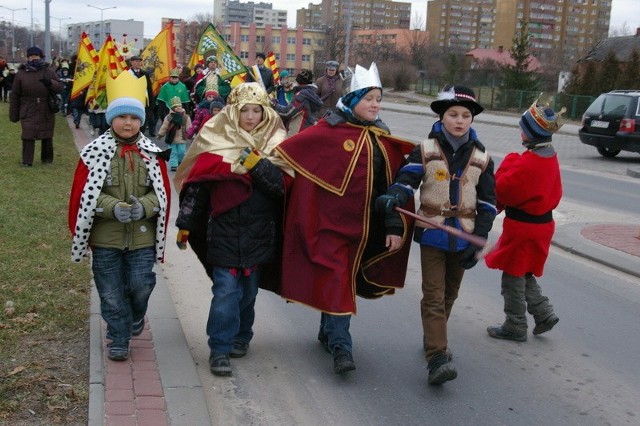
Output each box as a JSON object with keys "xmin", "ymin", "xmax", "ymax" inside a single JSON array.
[
  {"xmin": 22, "ymin": 138, "xmax": 53, "ymax": 165},
  {"xmin": 420, "ymin": 245, "xmax": 465, "ymax": 360}
]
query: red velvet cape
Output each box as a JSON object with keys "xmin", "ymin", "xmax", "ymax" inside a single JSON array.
[{"xmin": 275, "ymin": 120, "xmax": 415, "ymax": 314}]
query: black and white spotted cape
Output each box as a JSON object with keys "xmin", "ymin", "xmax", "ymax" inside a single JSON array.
[{"xmin": 69, "ymin": 131, "xmax": 170, "ymax": 263}]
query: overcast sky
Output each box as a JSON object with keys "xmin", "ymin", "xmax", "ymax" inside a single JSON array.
[{"xmin": 4, "ymin": 0, "xmax": 638, "ymax": 40}]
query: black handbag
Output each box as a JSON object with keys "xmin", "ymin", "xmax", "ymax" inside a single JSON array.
[{"xmin": 47, "ymin": 90, "xmax": 61, "ymax": 113}]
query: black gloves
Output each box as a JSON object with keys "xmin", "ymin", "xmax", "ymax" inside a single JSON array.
[
  {"xmin": 459, "ymin": 246, "xmax": 480, "ymax": 269},
  {"xmin": 375, "ymin": 194, "xmax": 402, "ymax": 214}
]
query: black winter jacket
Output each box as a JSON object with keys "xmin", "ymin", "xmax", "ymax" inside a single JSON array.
[{"xmin": 176, "ymin": 158, "xmax": 285, "ymax": 269}]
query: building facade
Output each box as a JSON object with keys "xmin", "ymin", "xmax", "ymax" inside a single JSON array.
[
  {"xmin": 213, "ymin": 0, "xmax": 287, "ymax": 27},
  {"xmin": 296, "ymin": 0, "xmax": 411, "ymax": 30},
  {"xmin": 426, "ymin": 0, "xmax": 611, "ymax": 63},
  {"xmin": 67, "ymin": 19, "xmax": 144, "ymax": 53}
]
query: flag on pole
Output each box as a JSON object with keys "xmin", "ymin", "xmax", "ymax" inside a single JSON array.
[
  {"xmin": 265, "ymin": 51, "xmax": 280, "ymax": 85},
  {"xmin": 187, "ymin": 48, "xmax": 203, "ymax": 72},
  {"xmin": 86, "ymin": 34, "xmax": 129, "ymax": 110},
  {"xmin": 70, "ymin": 32, "xmax": 100, "ymax": 101},
  {"xmin": 141, "ymin": 21, "xmax": 176, "ymax": 97},
  {"xmin": 192, "ymin": 23, "xmax": 249, "ymax": 80}
]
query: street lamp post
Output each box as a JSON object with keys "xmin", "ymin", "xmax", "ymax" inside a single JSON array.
[
  {"xmin": 51, "ymin": 16, "xmax": 71, "ymax": 56},
  {"xmin": 87, "ymin": 4, "xmax": 116, "ymax": 47},
  {"xmin": 0, "ymin": 5, "xmax": 27, "ymax": 61}
]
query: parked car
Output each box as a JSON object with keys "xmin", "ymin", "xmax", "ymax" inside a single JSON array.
[{"xmin": 578, "ymin": 90, "xmax": 640, "ymax": 157}]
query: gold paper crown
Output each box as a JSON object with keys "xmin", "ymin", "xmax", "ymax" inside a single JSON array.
[
  {"xmin": 526, "ymin": 95, "xmax": 567, "ymax": 134},
  {"xmin": 349, "ymin": 62, "xmax": 382, "ymax": 93},
  {"xmin": 170, "ymin": 96, "xmax": 182, "ymax": 109},
  {"xmin": 107, "ymin": 71, "xmax": 147, "ymax": 106},
  {"xmin": 226, "ymin": 82, "xmax": 270, "ymax": 107}
]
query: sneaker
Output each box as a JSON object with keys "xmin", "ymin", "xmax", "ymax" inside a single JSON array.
[
  {"xmin": 533, "ymin": 314, "xmax": 559, "ymax": 336},
  {"xmin": 317, "ymin": 329, "xmax": 330, "ymax": 353},
  {"xmin": 230, "ymin": 340, "xmax": 249, "ymax": 358},
  {"xmin": 108, "ymin": 345, "xmax": 129, "ymax": 361},
  {"xmin": 209, "ymin": 353, "xmax": 232, "ymax": 376},
  {"xmin": 132, "ymin": 318, "xmax": 145, "ymax": 336},
  {"xmin": 487, "ymin": 325, "xmax": 527, "ymax": 342},
  {"xmin": 427, "ymin": 352, "xmax": 457, "ymax": 385},
  {"xmin": 333, "ymin": 348, "xmax": 356, "ymax": 374}
]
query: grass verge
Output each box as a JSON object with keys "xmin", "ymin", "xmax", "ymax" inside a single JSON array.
[{"xmin": 0, "ymin": 102, "xmax": 91, "ymax": 425}]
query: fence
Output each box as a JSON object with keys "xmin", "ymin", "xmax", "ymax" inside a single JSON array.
[{"xmin": 415, "ymin": 80, "xmax": 596, "ymax": 120}]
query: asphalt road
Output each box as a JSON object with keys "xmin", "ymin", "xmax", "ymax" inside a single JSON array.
[{"xmin": 161, "ymin": 104, "xmax": 640, "ymax": 425}]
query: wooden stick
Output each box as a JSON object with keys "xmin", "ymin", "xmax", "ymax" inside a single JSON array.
[{"xmin": 394, "ymin": 206, "xmax": 487, "ymax": 248}]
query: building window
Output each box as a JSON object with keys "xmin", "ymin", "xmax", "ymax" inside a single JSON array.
[
  {"xmin": 301, "ymin": 54, "xmax": 310, "ymax": 62},
  {"xmin": 302, "ymin": 38, "xmax": 311, "ymax": 45},
  {"xmin": 287, "ymin": 37, "xmax": 296, "ymax": 44},
  {"xmin": 240, "ymin": 35, "xmax": 249, "ymax": 42},
  {"xmin": 272, "ymin": 36, "xmax": 280, "ymax": 44},
  {"xmin": 286, "ymin": 53, "xmax": 295, "ymax": 61},
  {"xmin": 240, "ymin": 51, "xmax": 249, "ymax": 59},
  {"xmin": 256, "ymin": 35, "xmax": 265, "ymax": 43}
]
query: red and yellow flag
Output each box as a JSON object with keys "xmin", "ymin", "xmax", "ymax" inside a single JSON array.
[
  {"xmin": 141, "ymin": 21, "xmax": 176, "ymax": 97},
  {"xmin": 70, "ymin": 32, "xmax": 100, "ymax": 101},
  {"xmin": 86, "ymin": 34, "xmax": 129, "ymax": 110},
  {"xmin": 266, "ymin": 51, "xmax": 280, "ymax": 85},
  {"xmin": 187, "ymin": 48, "xmax": 203, "ymax": 73}
]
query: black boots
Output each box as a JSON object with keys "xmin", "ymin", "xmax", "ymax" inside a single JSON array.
[
  {"xmin": 533, "ymin": 314, "xmax": 559, "ymax": 335},
  {"xmin": 487, "ymin": 325, "xmax": 527, "ymax": 342},
  {"xmin": 333, "ymin": 348, "xmax": 356, "ymax": 374},
  {"xmin": 427, "ymin": 351, "xmax": 457, "ymax": 385}
]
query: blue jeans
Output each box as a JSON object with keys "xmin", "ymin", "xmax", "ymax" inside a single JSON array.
[
  {"xmin": 92, "ymin": 247, "xmax": 156, "ymax": 347},
  {"xmin": 320, "ymin": 313, "xmax": 352, "ymax": 353},
  {"xmin": 207, "ymin": 267, "xmax": 260, "ymax": 354}
]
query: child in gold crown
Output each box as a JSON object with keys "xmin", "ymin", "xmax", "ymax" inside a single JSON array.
[
  {"xmin": 68, "ymin": 72, "xmax": 171, "ymax": 362},
  {"xmin": 485, "ymin": 98, "xmax": 563, "ymax": 342},
  {"xmin": 173, "ymin": 82, "xmax": 293, "ymax": 377}
]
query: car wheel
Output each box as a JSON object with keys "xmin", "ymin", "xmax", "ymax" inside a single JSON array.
[{"xmin": 597, "ymin": 147, "xmax": 621, "ymax": 157}]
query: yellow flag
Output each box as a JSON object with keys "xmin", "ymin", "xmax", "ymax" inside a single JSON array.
[
  {"xmin": 141, "ymin": 21, "xmax": 176, "ymax": 97},
  {"xmin": 194, "ymin": 23, "xmax": 249, "ymax": 80},
  {"xmin": 86, "ymin": 34, "xmax": 129, "ymax": 110},
  {"xmin": 187, "ymin": 48, "xmax": 203, "ymax": 73},
  {"xmin": 70, "ymin": 32, "xmax": 100, "ymax": 101}
]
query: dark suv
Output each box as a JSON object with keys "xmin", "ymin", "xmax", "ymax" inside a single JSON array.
[{"xmin": 579, "ymin": 90, "xmax": 640, "ymax": 157}]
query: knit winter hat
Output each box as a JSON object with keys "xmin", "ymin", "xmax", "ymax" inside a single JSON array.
[
  {"xmin": 326, "ymin": 60, "xmax": 339, "ymax": 69},
  {"xmin": 210, "ymin": 100, "xmax": 225, "ymax": 111},
  {"xmin": 296, "ymin": 69, "xmax": 313, "ymax": 85},
  {"xmin": 206, "ymin": 56, "xmax": 218, "ymax": 64},
  {"xmin": 430, "ymin": 85, "xmax": 484, "ymax": 117},
  {"xmin": 106, "ymin": 97, "xmax": 146, "ymax": 125},
  {"xmin": 27, "ymin": 46, "xmax": 44, "ymax": 58},
  {"xmin": 256, "ymin": 52, "xmax": 266, "ymax": 61},
  {"xmin": 519, "ymin": 97, "xmax": 565, "ymax": 141},
  {"xmin": 105, "ymin": 72, "xmax": 147, "ymax": 125}
]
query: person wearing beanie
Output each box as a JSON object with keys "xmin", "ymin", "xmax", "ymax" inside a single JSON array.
[
  {"xmin": 272, "ymin": 69, "xmax": 323, "ymax": 136},
  {"xmin": 157, "ymin": 96, "xmax": 193, "ymax": 171},
  {"xmin": 156, "ymin": 68, "xmax": 191, "ymax": 124},
  {"xmin": 9, "ymin": 46, "xmax": 63, "ymax": 166},
  {"xmin": 276, "ymin": 63, "xmax": 415, "ymax": 375},
  {"xmin": 377, "ymin": 84, "xmax": 497, "ymax": 385},
  {"xmin": 186, "ymin": 87, "xmax": 224, "ymax": 140},
  {"xmin": 274, "ymin": 69, "xmax": 296, "ymax": 106},
  {"xmin": 173, "ymin": 82, "xmax": 293, "ymax": 377},
  {"xmin": 484, "ymin": 98, "xmax": 564, "ymax": 343},
  {"xmin": 315, "ymin": 60, "xmax": 346, "ymax": 118},
  {"xmin": 246, "ymin": 52, "xmax": 275, "ymax": 94},
  {"xmin": 68, "ymin": 71, "xmax": 171, "ymax": 362}
]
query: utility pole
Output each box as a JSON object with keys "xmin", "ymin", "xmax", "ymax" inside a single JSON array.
[
  {"xmin": 51, "ymin": 16, "xmax": 71, "ymax": 56},
  {"xmin": 344, "ymin": 0, "xmax": 352, "ymax": 71},
  {"xmin": 87, "ymin": 4, "xmax": 117, "ymax": 47},
  {"xmin": 44, "ymin": 0, "xmax": 51, "ymax": 59},
  {"xmin": 0, "ymin": 5, "xmax": 27, "ymax": 61}
]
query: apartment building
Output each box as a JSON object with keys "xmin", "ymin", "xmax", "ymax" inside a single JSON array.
[
  {"xmin": 426, "ymin": 0, "xmax": 611, "ymax": 63},
  {"xmin": 67, "ymin": 19, "xmax": 144, "ymax": 52},
  {"xmin": 213, "ymin": 0, "xmax": 287, "ymax": 27},
  {"xmin": 297, "ymin": 0, "xmax": 411, "ymax": 30}
]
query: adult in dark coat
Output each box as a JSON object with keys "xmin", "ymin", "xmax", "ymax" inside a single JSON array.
[
  {"xmin": 9, "ymin": 46, "xmax": 62, "ymax": 167},
  {"xmin": 129, "ymin": 55, "xmax": 156, "ymax": 136}
]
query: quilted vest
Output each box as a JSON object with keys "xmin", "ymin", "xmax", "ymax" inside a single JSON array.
[{"xmin": 418, "ymin": 138, "xmax": 489, "ymax": 233}]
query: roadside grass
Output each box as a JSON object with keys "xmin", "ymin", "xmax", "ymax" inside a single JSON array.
[{"xmin": 0, "ymin": 102, "xmax": 91, "ymax": 424}]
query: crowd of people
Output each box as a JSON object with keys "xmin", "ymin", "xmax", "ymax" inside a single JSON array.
[{"xmin": 8, "ymin": 43, "xmax": 564, "ymax": 386}]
